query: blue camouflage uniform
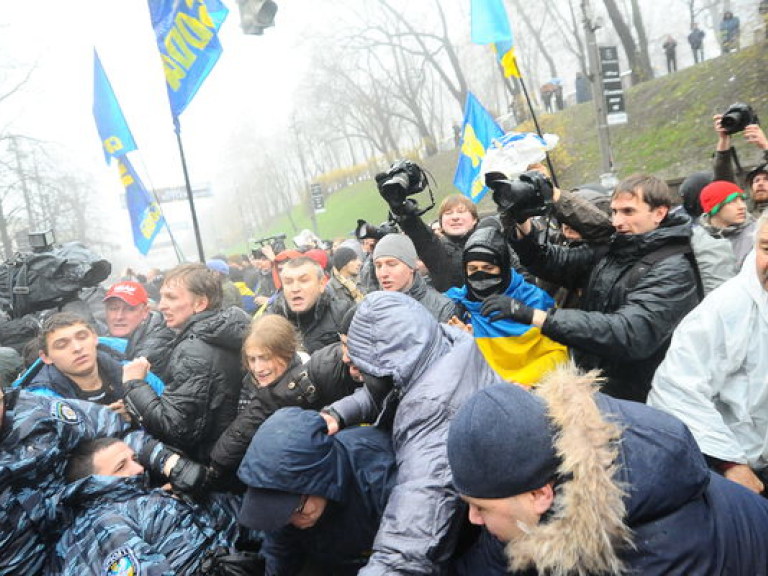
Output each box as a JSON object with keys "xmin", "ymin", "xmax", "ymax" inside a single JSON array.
[
  {"xmin": 49, "ymin": 474, "xmax": 243, "ymax": 576},
  {"xmin": 0, "ymin": 391, "xmax": 163, "ymax": 575}
]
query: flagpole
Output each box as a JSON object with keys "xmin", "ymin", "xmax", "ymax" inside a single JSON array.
[{"xmin": 173, "ymin": 115, "xmax": 206, "ymax": 263}]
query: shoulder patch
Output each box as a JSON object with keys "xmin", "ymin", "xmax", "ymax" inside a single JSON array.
[
  {"xmin": 103, "ymin": 546, "xmax": 140, "ymax": 576},
  {"xmin": 49, "ymin": 400, "xmax": 81, "ymax": 425}
]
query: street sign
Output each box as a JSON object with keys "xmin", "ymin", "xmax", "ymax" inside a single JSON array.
[
  {"xmin": 599, "ymin": 45, "xmax": 628, "ymax": 126},
  {"xmin": 310, "ymin": 183, "xmax": 325, "ymax": 214}
]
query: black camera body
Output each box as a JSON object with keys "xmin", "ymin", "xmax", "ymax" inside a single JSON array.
[
  {"xmin": 251, "ymin": 234, "xmax": 287, "ymax": 256},
  {"xmin": 486, "ymin": 170, "xmax": 555, "ymax": 221},
  {"xmin": 376, "ymin": 160, "xmax": 427, "ymax": 207},
  {"xmin": 355, "ymin": 219, "xmax": 399, "ymax": 241},
  {"xmin": 721, "ymin": 102, "xmax": 759, "ymax": 135}
]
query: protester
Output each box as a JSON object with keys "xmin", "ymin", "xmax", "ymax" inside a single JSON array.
[
  {"xmin": 122, "ymin": 263, "xmax": 250, "ymax": 463},
  {"xmin": 447, "ymin": 364, "xmax": 768, "ymax": 575},
  {"xmin": 649, "ymin": 213, "xmax": 768, "ymax": 494},
  {"xmin": 52, "ymin": 437, "xmax": 262, "ymax": 576},
  {"xmin": 373, "ymin": 233, "xmax": 458, "ymax": 322},
  {"xmin": 102, "ymin": 280, "xmax": 174, "ymax": 375},
  {"xmin": 328, "ymin": 246, "xmax": 364, "ymax": 304},
  {"xmin": 206, "ymin": 258, "xmax": 242, "ymax": 310},
  {"xmin": 0, "ymin": 389, "xmax": 206, "ymax": 575},
  {"xmin": 445, "ymin": 223, "xmax": 567, "ymax": 385},
  {"xmin": 494, "ymin": 173, "xmax": 700, "ymax": 402},
  {"xmin": 321, "ymin": 291, "xmax": 504, "ymax": 574},
  {"xmin": 238, "ymin": 407, "xmax": 396, "ymax": 575},
  {"xmin": 698, "ymin": 180, "xmax": 756, "ymax": 267},
  {"xmin": 208, "ymin": 314, "xmax": 360, "ymax": 482},
  {"xmin": 267, "ymin": 256, "xmax": 353, "ymax": 353}
]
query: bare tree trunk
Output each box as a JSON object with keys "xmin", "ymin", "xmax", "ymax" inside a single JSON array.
[
  {"xmin": 602, "ymin": 0, "xmax": 653, "ymax": 84},
  {"xmin": 509, "ymin": 0, "xmax": 560, "ymax": 79}
]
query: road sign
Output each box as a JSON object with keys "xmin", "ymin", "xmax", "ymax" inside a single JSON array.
[{"xmin": 310, "ymin": 183, "xmax": 325, "ymax": 214}]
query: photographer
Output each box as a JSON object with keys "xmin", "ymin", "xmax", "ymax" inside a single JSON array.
[
  {"xmin": 489, "ymin": 172, "xmax": 700, "ymax": 403},
  {"xmin": 712, "ymin": 105, "xmax": 768, "ymax": 215},
  {"xmin": 377, "ymin": 160, "xmax": 482, "ymax": 292}
]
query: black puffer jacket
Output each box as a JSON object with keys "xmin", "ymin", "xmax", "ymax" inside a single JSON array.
[
  {"xmin": 209, "ymin": 342, "xmax": 361, "ymax": 475},
  {"xmin": 268, "ymin": 292, "xmax": 353, "ymax": 354},
  {"xmin": 512, "ymin": 211, "xmax": 700, "ymax": 402},
  {"xmin": 124, "ymin": 307, "xmax": 250, "ymax": 463},
  {"xmin": 125, "ymin": 310, "xmax": 175, "ymax": 377},
  {"xmin": 406, "ymin": 273, "xmax": 459, "ymax": 322}
]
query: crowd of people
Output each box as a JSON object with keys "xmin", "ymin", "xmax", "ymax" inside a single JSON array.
[{"xmin": 1, "ymin": 108, "xmax": 768, "ymax": 575}]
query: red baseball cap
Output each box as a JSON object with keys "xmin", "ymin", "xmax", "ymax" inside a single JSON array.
[{"xmin": 104, "ymin": 281, "xmax": 148, "ymax": 306}]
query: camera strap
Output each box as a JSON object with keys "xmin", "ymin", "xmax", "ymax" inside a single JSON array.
[{"xmin": 730, "ymin": 146, "xmax": 745, "ymax": 180}]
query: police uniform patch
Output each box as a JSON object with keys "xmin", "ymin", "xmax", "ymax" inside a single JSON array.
[
  {"xmin": 50, "ymin": 400, "xmax": 80, "ymax": 424},
  {"xmin": 103, "ymin": 547, "xmax": 139, "ymax": 576}
]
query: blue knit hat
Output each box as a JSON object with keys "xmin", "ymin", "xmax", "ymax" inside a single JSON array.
[{"xmin": 447, "ymin": 383, "xmax": 560, "ymax": 498}]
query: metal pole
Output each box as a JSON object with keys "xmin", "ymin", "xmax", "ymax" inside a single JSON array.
[
  {"xmin": 582, "ymin": 0, "xmax": 613, "ymax": 175},
  {"xmin": 173, "ymin": 116, "xmax": 206, "ymax": 262}
]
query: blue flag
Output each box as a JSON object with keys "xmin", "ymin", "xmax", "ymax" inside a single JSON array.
[
  {"xmin": 470, "ymin": 0, "xmax": 512, "ymax": 44},
  {"xmin": 148, "ymin": 0, "xmax": 229, "ymax": 117},
  {"xmin": 118, "ymin": 157, "xmax": 166, "ymax": 255},
  {"xmin": 92, "ymin": 50, "xmax": 137, "ymax": 164},
  {"xmin": 453, "ymin": 92, "xmax": 504, "ymax": 202}
]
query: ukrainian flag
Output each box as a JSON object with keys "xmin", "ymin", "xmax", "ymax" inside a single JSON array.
[{"xmin": 446, "ymin": 272, "xmax": 568, "ymax": 386}]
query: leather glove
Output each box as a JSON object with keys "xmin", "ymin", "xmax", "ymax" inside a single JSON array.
[
  {"xmin": 480, "ymin": 294, "xmax": 535, "ymax": 325},
  {"xmin": 168, "ymin": 455, "xmax": 208, "ymax": 495}
]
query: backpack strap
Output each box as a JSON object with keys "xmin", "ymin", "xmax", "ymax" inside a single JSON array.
[{"xmin": 623, "ymin": 240, "xmax": 704, "ymax": 301}]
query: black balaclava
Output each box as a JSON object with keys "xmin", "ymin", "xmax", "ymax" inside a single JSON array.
[{"xmin": 464, "ymin": 247, "xmax": 509, "ymax": 301}]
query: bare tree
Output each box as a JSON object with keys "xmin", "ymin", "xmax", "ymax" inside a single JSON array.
[{"xmin": 602, "ymin": 0, "xmax": 654, "ymax": 83}]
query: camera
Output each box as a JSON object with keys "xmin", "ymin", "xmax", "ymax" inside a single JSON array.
[
  {"xmin": 486, "ymin": 170, "xmax": 554, "ymax": 221},
  {"xmin": 354, "ymin": 219, "xmax": 399, "ymax": 241},
  {"xmin": 376, "ymin": 160, "xmax": 427, "ymax": 207},
  {"xmin": 250, "ymin": 234, "xmax": 287, "ymax": 256},
  {"xmin": 721, "ymin": 102, "xmax": 759, "ymax": 135}
]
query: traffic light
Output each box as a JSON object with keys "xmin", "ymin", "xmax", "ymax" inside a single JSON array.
[{"xmin": 237, "ymin": 0, "xmax": 278, "ymax": 35}]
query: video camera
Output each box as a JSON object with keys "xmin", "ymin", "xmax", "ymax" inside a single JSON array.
[
  {"xmin": 375, "ymin": 159, "xmax": 435, "ymax": 220},
  {"xmin": 721, "ymin": 102, "xmax": 759, "ymax": 135},
  {"xmin": 485, "ymin": 170, "xmax": 555, "ymax": 222},
  {"xmin": 250, "ymin": 234, "xmax": 287, "ymax": 256},
  {"xmin": 354, "ymin": 219, "xmax": 399, "ymax": 241}
]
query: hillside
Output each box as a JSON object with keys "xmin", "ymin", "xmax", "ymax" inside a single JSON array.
[{"xmin": 254, "ymin": 44, "xmax": 768, "ymax": 243}]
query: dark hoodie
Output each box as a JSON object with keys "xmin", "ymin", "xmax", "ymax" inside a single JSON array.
[
  {"xmin": 238, "ymin": 408, "xmax": 396, "ymax": 575},
  {"xmin": 125, "ymin": 307, "xmax": 250, "ymax": 463}
]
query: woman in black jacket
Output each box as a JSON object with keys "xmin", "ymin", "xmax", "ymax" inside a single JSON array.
[{"xmin": 208, "ymin": 313, "xmax": 361, "ymax": 482}]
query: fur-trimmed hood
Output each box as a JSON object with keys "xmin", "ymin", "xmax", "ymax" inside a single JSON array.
[{"xmin": 508, "ymin": 363, "xmax": 710, "ymax": 575}]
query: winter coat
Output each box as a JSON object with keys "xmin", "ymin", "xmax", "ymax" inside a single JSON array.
[
  {"xmin": 406, "ymin": 272, "xmax": 459, "ymax": 322},
  {"xmin": 512, "ymin": 211, "xmax": 700, "ymax": 402},
  {"xmin": 238, "ymin": 408, "xmax": 397, "ymax": 576},
  {"xmin": 506, "ymin": 364, "xmax": 768, "ymax": 576},
  {"xmin": 699, "ymin": 213, "xmax": 757, "ymax": 268},
  {"xmin": 331, "ymin": 291, "xmax": 504, "ymax": 574},
  {"xmin": 0, "ymin": 393, "xmax": 153, "ymax": 575},
  {"xmin": 125, "ymin": 307, "xmax": 250, "ymax": 463},
  {"xmin": 268, "ymin": 291, "xmax": 353, "ymax": 354},
  {"xmin": 649, "ymin": 251, "xmax": 768, "ymax": 470},
  {"xmin": 209, "ymin": 343, "xmax": 361, "ymax": 475},
  {"xmin": 124, "ymin": 310, "xmax": 175, "ymax": 377},
  {"xmin": 26, "ymin": 349, "xmax": 126, "ymax": 405},
  {"xmin": 49, "ymin": 474, "xmax": 242, "ymax": 576},
  {"xmin": 327, "ymin": 270, "xmax": 364, "ymax": 304},
  {"xmin": 690, "ymin": 221, "xmax": 737, "ymax": 294}
]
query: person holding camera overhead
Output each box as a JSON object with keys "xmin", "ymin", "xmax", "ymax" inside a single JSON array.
[
  {"xmin": 485, "ymin": 171, "xmax": 700, "ymax": 403},
  {"xmin": 712, "ymin": 105, "xmax": 768, "ymax": 216},
  {"xmin": 377, "ymin": 160, "xmax": 486, "ymax": 292}
]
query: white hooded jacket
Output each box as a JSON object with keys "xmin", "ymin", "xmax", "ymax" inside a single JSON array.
[{"xmin": 648, "ymin": 250, "xmax": 768, "ymax": 469}]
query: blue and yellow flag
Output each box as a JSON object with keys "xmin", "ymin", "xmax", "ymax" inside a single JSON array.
[
  {"xmin": 445, "ymin": 274, "xmax": 568, "ymax": 386},
  {"xmin": 148, "ymin": 0, "xmax": 229, "ymax": 117},
  {"xmin": 453, "ymin": 92, "xmax": 504, "ymax": 202},
  {"xmin": 92, "ymin": 50, "xmax": 137, "ymax": 164},
  {"xmin": 118, "ymin": 157, "xmax": 166, "ymax": 255},
  {"xmin": 470, "ymin": 0, "xmax": 512, "ymax": 44},
  {"xmin": 493, "ymin": 40, "xmax": 521, "ymax": 78}
]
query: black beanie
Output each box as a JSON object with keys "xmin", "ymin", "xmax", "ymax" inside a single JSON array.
[
  {"xmin": 332, "ymin": 247, "xmax": 358, "ymax": 271},
  {"xmin": 679, "ymin": 171, "xmax": 713, "ymax": 218},
  {"xmin": 448, "ymin": 383, "xmax": 560, "ymax": 498}
]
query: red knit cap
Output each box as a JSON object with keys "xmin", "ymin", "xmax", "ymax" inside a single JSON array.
[{"xmin": 699, "ymin": 180, "xmax": 744, "ymax": 215}]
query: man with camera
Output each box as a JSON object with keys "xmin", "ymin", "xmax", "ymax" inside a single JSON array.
[
  {"xmin": 713, "ymin": 105, "xmax": 768, "ymax": 216},
  {"xmin": 485, "ymin": 172, "xmax": 700, "ymax": 402},
  {"xmin": 377, "ymin": 160, "xmax": 483, "ymax": 292}
]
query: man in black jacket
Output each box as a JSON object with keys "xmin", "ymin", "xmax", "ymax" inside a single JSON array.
[
  {"xmin": 122, "ymin": 263, "xmax": 250, "ymax": 463},
  {"xmin": 484, "ymin": 174, "xmax": 700, "ymax": 402},
  {"xmin": 268, "ymin": 257, "xmax": 352, "ymax": 354}
]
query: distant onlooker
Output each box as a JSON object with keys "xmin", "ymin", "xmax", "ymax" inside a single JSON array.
[
  {"xmin": 663, "ymin": 35, "xmax": 678, "ymax": 73},
  {"xmin": 720, "ymin": 11, "xmax": 740, "ymax": 53},
  {"xmin": 574, "ymin": 71, "xmax": 592, "ymax": 103},
  {"xmin": 688, "ymin": 23, "xmax": 706, "ymax": 63}
]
